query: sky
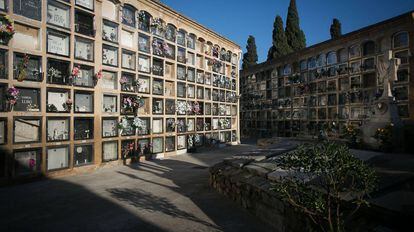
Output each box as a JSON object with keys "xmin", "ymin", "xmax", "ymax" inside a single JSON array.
[{"xmin": 161, "ymin": 0, "xmax": 414, "ymax": 63}]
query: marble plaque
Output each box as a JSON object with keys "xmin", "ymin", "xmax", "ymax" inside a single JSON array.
[
  {"xmin": 103, "ymin": 141, "xmax": 118, "ymax": 161},
  {"xmin": 47, "ymin": 118, "xmax": 69, "ymax": 141},
  {"xmin": 102, "ymin": 119, "xmax": 118, "ymax": 137},
  {"xmin": 47, "ymin": 2, "xmax": 70, "ymax": 28},
  {"xmin": 48, "ymin": 31, "xmax": 70, "ymax": 56}
]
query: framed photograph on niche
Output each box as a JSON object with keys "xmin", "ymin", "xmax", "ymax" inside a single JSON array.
[
  {"xmin": 75, "ymin": 37, "xmax": 94, "ymax": 61},
  {"xmin": 74, "ymin": 91, "xmax": 93, "ymax": 113},
  {"xmin": 0, "ymin": 118, "xmax": 6, "ymax": 145},
  {"xmin": 102, "ymin": 45, "xmax": 118, "ymax": 67},
  {"xmin": 102, "ymin": 141, "xmax": 118, "ymax": 162},
  {"xmin": 14, "ymin": 149, "xmax": 42, "ymax": 176},
  {"xmin": 75, "ymin": 10, "xmax": 94, "ymax": 37},
  {"xmin": 14, "ymin": 87, "xmax": 40, "ymax": 112},
  {"xmin": 13, "ymin": 0, "xmax": 42, "ymax": 21},
  {"xmin": 74, "ymin": 144, "xmax": 93, "ymax": 167},
  {"xmin": 74, "ymin": 118, "xmax": 94, "ymax": 140},
  {"xmin": 103, "ymin": 95, "xmax": 117, "ymax": 113},
  {"xmin": 165, "ymin": 136, "xmax": 175, "ymax": 152},
  {"xmin": 47, "ymin": 146, "xmax": 70, "ymax": 171},
  {"xmin": 47, "ymin": 1, "xmax": 70, "ymax": 28},
  {"xmin": 102, "ymin": 20, "xmax": 118, "ymax": 43},
  {"xmin": 47, "ymin": 59, "xmax": 70, "ymax": 85},
  {"xmin": 47, "ymin": 117, "xmax": 69, "ymax": 142},
  {"xmin": 152, "ymin": 137, "xmax": 163, "ymax": 154},
  {"xmin": 73, "ymin": 65, "xmax": 94, "ymax": 87},
  {"xmin": 101, "ymin": 71, "xmax": 117, "ymax": 90},
  {"xmin": 102, "ymin": 118, "xmax": 118, "ymax": 138},
  {"xmin": 13, "ymin": 53, "xmax": 42, "ymax": 82},
  {"xmin": 13, "ymin": 117, "xmax": 41, "ymax": 143},
  {"xmin": 47, "ymin": 30, "xmax": 70, "ymax": 57}
]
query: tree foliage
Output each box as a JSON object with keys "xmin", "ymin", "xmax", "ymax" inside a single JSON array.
[
  {"xmin": 330, "ymin": 18, "xmax": 342, "ymax": 39},
  {"xmin": 267, "ymin": 15, "xmax": 292, "ymax": 61},
  {"xmin": 285, "ymin": 0, "xmax": 306, "ymax": 51},
  {"xmin": 242, "ymin": 35, "xmax": 258, "ymax": 70},
  {"xmin": 271, "ymin": 142, "xmax": 377, "ymax": 232}
]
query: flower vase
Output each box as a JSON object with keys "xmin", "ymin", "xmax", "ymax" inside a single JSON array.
[{"xmin": 6, "ymin": 102, "xmax": 14, "ymax": 112}]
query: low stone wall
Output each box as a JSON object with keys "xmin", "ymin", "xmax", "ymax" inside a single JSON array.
[{"xmin": 209, "ymin": 162, "xmax": 311, "ymax": 232}]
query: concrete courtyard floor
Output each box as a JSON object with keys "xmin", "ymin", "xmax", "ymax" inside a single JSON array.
[{"xmin": 0, "ymin": 143, "xmax": 274, "ymax": 232}]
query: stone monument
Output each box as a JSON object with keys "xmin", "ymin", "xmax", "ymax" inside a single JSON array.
[{"xmin": 361, "ymin": 50, "xmax": 403, "ymax": 150}]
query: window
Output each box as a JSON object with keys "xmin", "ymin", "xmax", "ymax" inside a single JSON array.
[
  {"xmin": 165, "ymin": 136, "xmax": 175, "ymax": 152},
  {"xmin": 393, "ymin": 32, "xmax": 409, "ymax": 48},
  {"xmin": 137, "ymin": 75, "xmax": 150, "ymax": 93},
  {"xmin": 121, "ymin": 29, "xmax": 134, "ymax": 48},
  {"xmin": 47, "ymin": 1, "xmax": 70, "ymax": 28},
  {"xmin": 74, "ymin": 91, "xmax": 93, "ymax": 113},
  {"xmin": 326, "ymin": 52, "xmax": 337, "ymax": 65},
  {"xmin": 47, "ymin": 117, "xmax": 69, "ymax": 142},
  {"xmin": 47, "ymin": 58, "xmax": 70, "ymax": 85},
  {"xmin": 138, "ymin": 55, "xmax": 150, "ymax": 73},
  {"xmin": 300, "ymin": 60, "xmax": 307, "ymax": 71},
  {"xmin": 74, "ymin": 118, "xmax": 93, "ymax": 140},
  {"xmin": 14, "ymin": 117, "xmax": 41, "ymax": 143},
  {"xmin": 177, "ymin": 47, "xmax": 186, "ymax": 63},
  {"xmin": 397, "ymin": 69, "xmax": 409, "ymax": 82},
  {"xmin": 138, "ymin": 11, "xmax": 151, "ymax": 32},
  {"xmin": 14, "ymin": 53, "xmax": 42, "ymax": 82},
  {"xmin": 362, "ymin": 41, "xmax": 375, "ymax": 56},
  {"xmin": 13, "ymin": 0, "xmax": 42, "ymax": 21},
  {"xmin": 102, "ymin": 71, "xmax": 117, "ymax": 90},
  {"xmin": 102, "ymin": 118, "xmax": 118, "ymax": 137},
  {"xmin": 395, "ymin": 50, "xmax": 409, "ymax": 65},
  {"xmin": 308, "ymin": 57, "xmax": 316, "ymax": 69},
  {"xmin": 349, "ymin": 45, "xmax": 360, "ymax": 58},
  {"xmin": 152, "ymin": 98, "xmax": 163, "ymax": 114},
  {"xmin": 152, "ymin": 137, "xmax": 163, "ymax": 154},
  {"xmin": 76, "ymin": 0, "xmax": 94, "ymax": 10},
  {"xmin": 47, "ymin": 30, "xmax": 70, "ymax": 56},
  {"xmin": 187, "ymin": 34, "xmax": 196, "ymax": 49},
  {"xmin": 0, "ymin": 118, "xmax": 6, "ymax": 145},
  {"xmin": 152, "ymin": 78, "xmax": 163, "ymax": 95},
  {"xmin": 153, "ymin": 59, "xmax": 164, "ymax": 76},
  {"xmin": 137, "ymin": 117, "xmax": 150, "ymax": 135},
  {"xmin": 165, "ymin": 99, "xmax": 175, "ymax": 115},
  {"xmin": 103, "ymin": 95, "xmax": 117, "ymax": 113},
  {"xmin": 152, "ymin": 118, "xmax": 163, "ymax": 134},
  {"xmin": 73, "ymin": 65, "xmax": 94, "ymax": 87},
  {"xmin": 165, "ymin": 24, "xmax": 176, "ymax": 42},
  {"xmin": 121, "ymin": 50, "xmax": 136, "ymax": 70},
  {"xmin": 14, "ymin": 149, "xmax": 42, "ymax": 176},
  {"xmin": 122, "ymin": 4, "xmax": 136, "ymax": 28},
  {"xmin": 102, "ymin": 20, "xmax": 118, "ymax": 43},
  {"xmin": 316, "ymin": 54, "xmax": 326, "ymax": 67},
  {"xmin": 177, "ymin": 29, "xmax": 186, "ymax": 46},
  {"xmin": 283, "ymin": 64, "xmax": 292, "ymax": 76},
  {"xmin": 397, "ymin": 105, "xmax": 409, "ymax": 118},
  {"xmin": 138, "ymin": 34, "xmax": 150, "ymax": 53},
  {"xmin": 393, "ymin": 86, "xmax": 408, "ymax": 101},
  {"xmin": 75, "ymin": 10, "xmax": 94, "ymax": 37},
  {"xmin": 74, "ymin": 144, "xmax": 93, "ymax": 166},
  {"xmin": 151, "ymin": 18, "xmax": 165, "ymax": 37},
  {"xmin": 14, "ymin": 87, "xmax": 40, "ymax": 112},
  {"xmin": 102, "ymin": 45, "xmax": 118, "ymax": 66},
  {"xmin": 363, "ymin": 58, "xmax": 375, "ymax": 70},
  {"xmin": 102, "ymin": 141, "xmax": 118, "ymax": 161},
  {"xmin": 338, "ymin": 49, "xmax": 347, "ymax": 63}
]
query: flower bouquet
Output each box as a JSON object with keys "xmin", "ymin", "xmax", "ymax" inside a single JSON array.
[
  {"xmin": 16, "ymin": 54, "xmax": 30, "ymax": 82},
  {"xmin": 5, "ymin": 86, "xmax": 20, "ymax": 111},
  {"xmin": 63, "ymin": 99, "xmax": 73, "ymax": 112},
  {"xmin": 93, "ymin": 69, "xmax": 102, "ymax": 86},
  {"xmin": 0, "ymin": 15, "xmax": 15, "ymax": 45}
]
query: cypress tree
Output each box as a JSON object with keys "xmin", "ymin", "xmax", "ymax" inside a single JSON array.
[
  {"xmin": 285, "ymin": 0, "xmax": 306, "ymax": 51},
  {"xmin": 330, "ymin": 18, "xmax": 342, "ymax": 39},
  {"xmin": 267, "ymin": 15, "xmax": 292, "ymax": 61},
  {"xmin": 242, "ymin": 35, "xmax": 258, "ymax": 70}
]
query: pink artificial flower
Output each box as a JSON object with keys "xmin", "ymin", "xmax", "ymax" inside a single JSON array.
[
  {"xmin": 72, "ymin": 66, "xmax": 81, "ymax": 77},
  {"xmin": 9, "ymin": 99, "xmax": 16, "ymax": 105},
  {"xmin": 95, "ymin": 69, "xmax": 103, "ymax": 79}
]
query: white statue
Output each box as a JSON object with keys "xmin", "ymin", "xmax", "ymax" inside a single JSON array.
[{"xmin": 377, "ymin": 50, "xmax": 401, "ymax": 98}]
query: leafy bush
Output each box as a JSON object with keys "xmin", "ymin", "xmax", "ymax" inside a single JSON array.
[{"xmin": 271, "ymin": 142, "xmax": 377, "ymax": 232}]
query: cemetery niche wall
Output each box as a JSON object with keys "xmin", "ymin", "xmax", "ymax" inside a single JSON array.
[
  {"xmin": 0, "ymin": 0, "xmax": 241, "ymax": 181},
  {"xmin": 240, "ymin": 12, "xmax": 413, "ymax": 151}
]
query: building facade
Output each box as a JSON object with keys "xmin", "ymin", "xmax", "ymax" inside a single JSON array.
[
  {"xmin": 241, "ymin": 12, "xmax": 413, "ymax": 141},
  {"xmin": 0, "ymin": 0, "xmax": 241, "ymax": 180}
]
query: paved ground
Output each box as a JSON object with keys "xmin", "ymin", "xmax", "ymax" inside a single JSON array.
[{"xmin": 0, "ymin": 143, "xmax": 274, "ymax": 232}]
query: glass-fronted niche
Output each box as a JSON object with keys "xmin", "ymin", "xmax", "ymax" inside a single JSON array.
[{"xmin": 14, "ymin": 148, "xmax": 42, "ymax": 176}]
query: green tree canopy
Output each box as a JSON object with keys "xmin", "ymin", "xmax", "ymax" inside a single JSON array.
[
  {"xmin": 285, "ymin": 0, "xmax": 306, "ymax": 51},
  {"xmin": 242, "ymin": 35, "xmax": 258, "ymax": 70},
  {"xmin": 330, "ymin": 18, "xmax": 342, "ymax": 39},
  {"xmin": 267, "ymin": 15, "xmax": 292, "ymax": 61}
]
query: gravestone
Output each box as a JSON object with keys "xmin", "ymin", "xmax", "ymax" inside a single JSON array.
[{"xmin": 361, "ymin": 50, "xmax": 403, "ymax": 150}]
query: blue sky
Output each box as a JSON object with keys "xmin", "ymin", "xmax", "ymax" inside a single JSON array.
[{"xmin": 162, "ymin": 0, "xmax": 414, "ymax": 62}]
